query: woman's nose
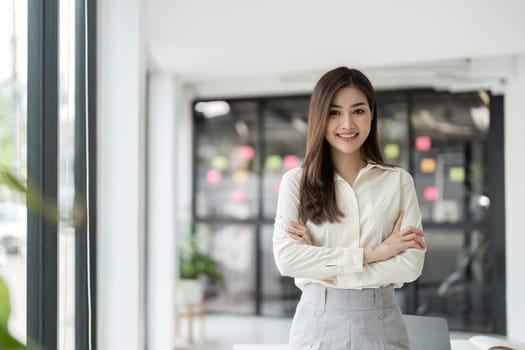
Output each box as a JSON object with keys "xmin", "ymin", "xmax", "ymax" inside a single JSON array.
[{"xmin": 341, "ymin": 113, "xmax": 355, "ymax": 129}]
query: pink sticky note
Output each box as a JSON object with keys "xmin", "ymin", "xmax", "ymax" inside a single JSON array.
[
  {"xmin": 206, "ymin": 169, "xmax": 222, "ymax": 184},
  {"xmin": 230, "ymin": 189, "xmax": 246, "ymax": 202},
  {"xmin": 283, "ymin": 155, "xmax": 299, "ymax": 169},
  {"xmin": 423, "ymin": 186, "xmax": 438, "ymax": 201},
  {"xmin": 415, "ymin": 136, "xmax": 432, "ymax": 151},
  {"xmin": 238, "ymin": 145, "xmax": 255, "ymax": 161}
]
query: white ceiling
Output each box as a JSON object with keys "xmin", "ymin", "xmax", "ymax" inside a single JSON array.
[{"xmin": 143, "ymin": 0, "xmax": 525, "ymax": 95}]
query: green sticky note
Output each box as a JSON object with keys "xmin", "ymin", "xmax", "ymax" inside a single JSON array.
[
  {"xmin": 266, "ymin": 155, "xmax": 283, "ymax": 171},
  {"xmin": 449, "ymin": 167, "xmax": 465, "ymax": 182},
  {"xmin": 212, "ymin": 156, "xmax": 228, "ymax": 171},
  {"xmin": 384, "ymin": 143, "xmax": 400, "ymax": 159}
]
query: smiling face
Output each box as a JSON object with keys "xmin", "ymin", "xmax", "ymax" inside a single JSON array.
[{"xmin": 324, "ymin": 86, "xmax": 372, "ymax": 161}]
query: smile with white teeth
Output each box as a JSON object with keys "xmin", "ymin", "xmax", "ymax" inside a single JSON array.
[{"xmin": 337, "ymin": 133, "xmax": 358, "ymax": 138}]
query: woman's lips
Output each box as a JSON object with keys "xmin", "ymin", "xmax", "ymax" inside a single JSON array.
[{"xmin": 336, "ymin": 133, "xmax": 358, "ymax": 141}]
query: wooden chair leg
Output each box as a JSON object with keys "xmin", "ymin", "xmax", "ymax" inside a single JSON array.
[
  {"xmin": 175, "ymin": 314, "xmax": 181, "ymax": 337},
  {"xmin": 187, "ymin": 305, "xmax": 194, "ymax": 344},
  {"xmin": 199, "ymin": 301, "xmax": 205, "ymax": 340}
]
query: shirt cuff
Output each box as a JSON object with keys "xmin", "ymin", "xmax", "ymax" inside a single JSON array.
[{"xmin": 325, "ymin": 247, "xmax": 364, "ymax": 274}]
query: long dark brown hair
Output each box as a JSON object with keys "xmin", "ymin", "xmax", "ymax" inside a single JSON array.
[{"xmin": 298, "ymin": 67, "xmax": 386, "ymax": 225}]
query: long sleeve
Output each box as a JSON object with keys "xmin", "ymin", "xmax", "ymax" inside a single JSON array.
[
  {"xmin": 340, "ymin": 173, "xmax": 426, "ymax": 288},
  {"xmin": 272, "ymin": 169, "xmax": 364, "ymax": 280}
]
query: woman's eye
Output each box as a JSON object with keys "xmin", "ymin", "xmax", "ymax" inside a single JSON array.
[
  {"xmin": 353, "ymin": 108, "xmax": 365, "ymax": 115},
  {"xmin": 328, "ymin": 110, "xmax": 340, "ymax": 116}
]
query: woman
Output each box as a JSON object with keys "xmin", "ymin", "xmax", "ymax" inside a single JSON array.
[{"xmin": 272, "ymin": 67, "xmax": 426, "ymax": 349}]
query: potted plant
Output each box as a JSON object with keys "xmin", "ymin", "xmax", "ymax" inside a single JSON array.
[{"xmin": 178, "ymin": 236, "xmax": 224, "ymax": 305}]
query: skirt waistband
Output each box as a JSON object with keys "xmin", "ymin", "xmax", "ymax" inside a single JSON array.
[{"xmin": 301, "ymin": 283, "xmax": 397, "ymax": 312}]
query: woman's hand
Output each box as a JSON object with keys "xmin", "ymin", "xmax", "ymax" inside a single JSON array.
[
  {"xmin": 365, "ymin": 211, "xmax": 426, "ymax": 264},
  {"xmin": 287, "ymin": 219, "xmax": 313, "ymax": 245}
]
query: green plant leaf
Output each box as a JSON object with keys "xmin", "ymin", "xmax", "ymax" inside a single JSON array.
[
  {"xmin": 0, "ymin": 166, "xmax": 59, "ymax": 225},
  {"xmin": 0, "ymin": 277, "xmax": 26, "ymax": 349},
  {"xmin": 0, "ymin": 277, "xmax": 11, "ymax": 329},
  {"xmin": 178, "ymin": 234, "xmax": 225, "ymax": 286}
]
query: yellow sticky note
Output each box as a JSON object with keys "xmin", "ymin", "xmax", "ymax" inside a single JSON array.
[{"xmin": 420, "ymin": 158, "xmax": 436, "ymax": 173}]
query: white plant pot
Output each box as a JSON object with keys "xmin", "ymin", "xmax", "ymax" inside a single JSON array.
[{"xmin": 177, "ymin": 278, "xmax": 205, "ymax": 306}]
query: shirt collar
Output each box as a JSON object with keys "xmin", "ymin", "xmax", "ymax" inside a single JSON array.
[
  {"xmin": 367, "ymin": 162, "xmax": 397, "ymax": 171},
  {"xmin": 334, "ymin": 162, "xmax": 396, "ymax": 182}
]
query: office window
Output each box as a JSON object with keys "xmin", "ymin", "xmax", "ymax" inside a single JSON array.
[
  {"xmin": 196, "ymin": 223, "xmax": 256, "ymax": 314},
  {"xmin": 195, "ymin": 100, "xmax": 260, "ymax": 220},
  {"xmin": 376, "ymin": 92, "xmax": 410, "ymax": 169},
  {"xmin": 411, "ymin": 92, "xmax": 489, "ymax": 223},
  {"xmin": 262, "ymin": 97, "xmax": 308, "ymax": 219},
  {"xmin": 0, "ymin": 0, "xmax": 27, "ymax": 343},
  {"xmin": 409, "ymin": 91, "xmax": 496, "ymax": 332},
  {"xmin": 25, "ymin": 0, "xmax": 97, "ymax": 348},
  {"xmin": 58, "ymin": 0, "xmax": 77, "ymax": 347}
]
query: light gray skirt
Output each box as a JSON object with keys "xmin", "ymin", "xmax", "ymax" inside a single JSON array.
[{"xmin": 289, "ymin": 283, "xmax": 410, "ymax": 350}]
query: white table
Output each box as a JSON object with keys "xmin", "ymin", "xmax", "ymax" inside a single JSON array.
[{"xmin": 233, "ymin": 341, "xmax": 525, "ymax": 350}]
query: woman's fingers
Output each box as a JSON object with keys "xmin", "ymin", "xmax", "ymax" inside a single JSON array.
[
  {"xmin": 290, "ymin": 220, "xmax": 307, "ymax": 230},
  {"xmin": 415, "ymin": 237, "xmax": 426, "ymax": 249},
  {"xmin": 401, "ymin": 235, "xmax": 426, "ymax": 249},
  {"xmin": 289, "ymin": 220, "xmax": 309, "ymax": 237},
  {"xmin": 288, "ymin": 221, "xmax": 300, "ymax": 231},
  {"xmin": 289, "ymin": 232, "xmax": 303, "ymax": 242},
  {"xmin": 289, "ymin": 232, "xmax": 311, "ymax": 245},
  {"xmin": 288, "ymin": 220, "xmax": 312, "ymax": 245},
  {"xmin": 401, "ymin": 233, "xmax": 424, "ymax": 241},
  {"xmin": 401, "ymin": 226, "xmax": 426, "ymax": 237},
  {"xmin": 287, "ymin": 226, "xmax": 304, "ymax": 236}
]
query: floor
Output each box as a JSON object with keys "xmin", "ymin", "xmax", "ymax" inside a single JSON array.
[{"xmin": 174, "ymin": 313, "xmax": 489, "ymax": 350}]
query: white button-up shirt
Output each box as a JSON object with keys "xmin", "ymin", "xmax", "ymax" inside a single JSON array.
[{"xmin": 272, "ymin": 163, "xmax": 426, "ymax": 291}]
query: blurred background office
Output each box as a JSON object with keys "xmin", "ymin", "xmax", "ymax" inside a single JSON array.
[{"xmin": 0, "ymin": 0, "xmax": 524, "ymax": 349}]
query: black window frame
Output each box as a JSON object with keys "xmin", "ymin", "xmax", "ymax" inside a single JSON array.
[{"xmin": 27, "ymin": 0, "xmax": 97, "ymax": 348}]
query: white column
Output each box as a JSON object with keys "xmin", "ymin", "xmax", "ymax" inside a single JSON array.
[
  {"xmin": 146, "ymin": 73, "xmax": 177, "ymax": 350},
  {"xmin": 175, "ymin": 82, "xmax": 195, "ymax": 242},
  {"xmin": 97, "ymin": 0, "xmax": 146, "ymax": 348},
  {"xmin": 505, "ymin": 54, "xmax": 525, "ymax": 342}
]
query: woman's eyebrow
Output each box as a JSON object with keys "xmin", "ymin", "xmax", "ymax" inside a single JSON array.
[{"xmin": 329, "ymin": 102, "xmax": 367, "ymax": 108}]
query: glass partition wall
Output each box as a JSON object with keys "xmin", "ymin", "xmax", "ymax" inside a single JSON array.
[{"xmin": 192, "ymin": 90, "xmax": 504, "ymax": 333}]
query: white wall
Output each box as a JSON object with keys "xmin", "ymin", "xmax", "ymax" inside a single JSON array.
[
  {"xmin": 145, "ymin": 0, "xmax": 525, "ymax": 82},
  {"xmin": 146, "ymin": 73, "xmax": 177, "ymax": 350},
  {"xmin": 174, "ymin": 82, "xmax": 195, "ymax": 242},
  {"xmin": 504, "ymin": 55, "xmax": 525, "ymax": 342},
  {"xmin": 97, "ymin": 0, "xmax": 146, "ymax": 348}
]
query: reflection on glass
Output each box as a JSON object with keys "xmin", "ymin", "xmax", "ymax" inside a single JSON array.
[
  {"xmin": 263, "ymin": 98, "xmax": 308, "ymax": 219},
  {"xmin": 195, "ymin": 100, "xmax": 259, "ymax": 220},
  {"xmin": 376, "ymin": 94, "xmax": 409, "ymax": 169},
  {"xmin": 196, "ymin": 223, "xmax": 256, "ymax": 314},
  {"xmin": 417, "ymin": 230, "xmax": 492, "ymax": 332},
  {"xmin": 0, "ymin": 0, "xmax": 27, "ymax": 344},
  {"xmin": 412, "ymin": 93, "xmax": 489, "ymax": 138},
  {"xmin": 412, "ymin": 92, "xmax": 489, "ymax": 223},
  {"xmin": 260, "ymin": 225, "xmax": 298, "ymax": 317}
]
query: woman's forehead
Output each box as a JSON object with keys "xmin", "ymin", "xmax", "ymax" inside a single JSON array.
[{"xmin": 331, "ymin": 86, "xmax": 368, "ymax": 105}]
